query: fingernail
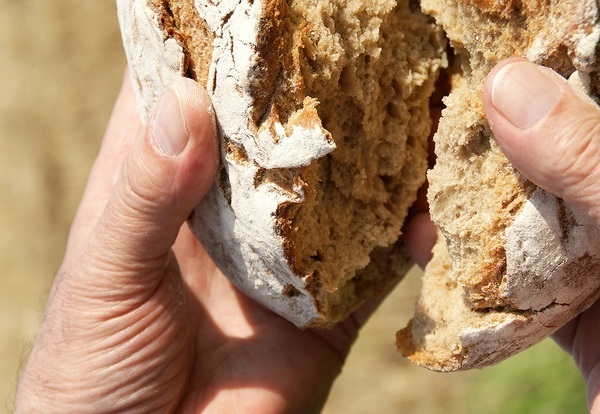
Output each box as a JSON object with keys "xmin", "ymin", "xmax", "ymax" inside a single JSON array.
[
  {"xmin": 152, "ymin": 87, "xmax": 189, "ymax": 156},
  {"xmin": 492, "ymin": 61, "xmax": 562, "ymax": 129}
]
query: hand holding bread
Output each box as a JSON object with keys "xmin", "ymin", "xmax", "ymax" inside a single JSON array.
[
  {"xmin": 14, "ymin": 0, "xmax": 600, "ymax": 411},
  {"xmin": 15, "ymin": 75, "xmax": 392, "ymax": 413},
  {"xmin": 116, "ymin": 0, "xmax": 600, "ymax": 371}
]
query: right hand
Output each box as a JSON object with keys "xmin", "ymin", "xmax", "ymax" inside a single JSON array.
[{"xmin": 483, "ymin": 58, "xmax": 600, "ymax": 413}]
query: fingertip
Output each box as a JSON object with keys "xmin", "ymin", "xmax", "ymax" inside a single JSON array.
[
  {"xmin": 482, "ymin": 59, "xmax": 566, "ymax": 185},
  {"xmin": 484, "ymin": 58, "xmax": 563, "ymax": 136},
  {"xmin": 151, "ymin": 86, "xmax": 190, "ymax": 157},
  {"xmin": 483, "ymin": 58, "xmax": 527, "ymax": 117},
  {"xmin": 404, "ymin": 212, "xmax": 437, "ymax": 269},
  {"xmin": 148, "ymin": 78, "xmax": 219, "ymax": 178}
]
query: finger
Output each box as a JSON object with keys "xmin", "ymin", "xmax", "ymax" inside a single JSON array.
[
  {"xmin": 403, "ymin": 212, "xmax": 437, "ymax": 269},
  {"xmin": 483, "ymin": 58, "xmax": 600, "ymax": 226},
  {"xmin": 77, "ymin": 77, "xmax": 218, "ymax": 290},
  {"xmin": 67, "ymin": 69, "xmax": 143, "ymax": 253}
]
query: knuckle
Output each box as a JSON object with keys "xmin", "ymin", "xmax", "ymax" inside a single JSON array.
[{"xmin": 119, "ymin": 160, "xmax": 174, "ymax": 219}]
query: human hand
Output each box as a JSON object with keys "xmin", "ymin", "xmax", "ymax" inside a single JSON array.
[
  {"xmin": 483, "ymin": 58, "xmax": 600, "ymax": 413},
  {"xmin": 14, "ymin": 73, "xmax": 382, "ymax": 413}
]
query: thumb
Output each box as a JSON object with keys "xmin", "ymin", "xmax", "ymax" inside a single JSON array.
[
  {"xmin": 483, "ymin": 58, "xmax": 600, "ymax": 226},
  {"xmin": 81, "ymin": 77, "xmax": 218, "ymax": 286}
]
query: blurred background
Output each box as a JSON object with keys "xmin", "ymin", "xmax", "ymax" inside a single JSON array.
[{"xmin": 0, "ymin": 1, "xmax": 587, "ymax": 413}]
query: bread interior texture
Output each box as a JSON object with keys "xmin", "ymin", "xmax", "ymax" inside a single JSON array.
[
  {"xmin": 421, "ymin": 0, "xmax": 582, "ymax": 309},
  {"xmin": 279, "ymin": 0, "xmax": 442, "ymax": 317},
  {"xmin": 395, "ymin": 0, "xmax": 547, "ymax": 369}
]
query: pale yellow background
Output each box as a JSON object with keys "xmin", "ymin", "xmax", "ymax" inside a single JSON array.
[{"xmin": 0, "ymin": 2, "xmax": 585, "ymax": 413}]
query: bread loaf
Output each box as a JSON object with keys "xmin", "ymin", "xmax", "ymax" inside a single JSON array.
[
  {"xmin": 116, "ymin": 0, "xmax": 444, "ymax": 327},
  {"xmin": 117, "ymin": 0, "xmax": 600, "ymax": 371},
  {"xmin": 396, "ymin": 0, "xmax": 600, "ymax": 371}
]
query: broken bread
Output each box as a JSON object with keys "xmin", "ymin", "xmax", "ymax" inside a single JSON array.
[
  {"xmin": 117, "ymin": 0, "xmax": 600, "ymax": 369},
  {"xmin": 396, "ymin": 0, "xmax": 600, "ymax": 371},
  {"xmin": 116, "ymin": 0, "xmax": 444, "ymax": 327}
]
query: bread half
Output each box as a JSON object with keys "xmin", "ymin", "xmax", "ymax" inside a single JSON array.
[
  {"xmin": 396, "ymin": 0, "xmax": 600, "ymax": 371},
  {"xmin": 116, "ymin": 0, "xmax": 444, "ymax": 327}
]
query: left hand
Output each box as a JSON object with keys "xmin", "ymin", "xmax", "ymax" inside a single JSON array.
[{"xmin": 15, "ymin": 72, "xmax": 387, "ymax": 413}]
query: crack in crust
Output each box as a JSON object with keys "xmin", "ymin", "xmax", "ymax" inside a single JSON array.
[{"xmin": 158, "ymin": 0, "xmax": 214, "ymax": 84}]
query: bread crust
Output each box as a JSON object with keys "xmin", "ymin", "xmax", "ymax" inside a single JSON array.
[{"xmin": 397, "ymin": 0, "xmax": 600, "ymax": 371}]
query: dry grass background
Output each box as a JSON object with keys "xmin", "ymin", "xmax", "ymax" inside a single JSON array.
[{"xmin": 0, "ymin": 1, "xmax": 588, "ymax": 413}]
